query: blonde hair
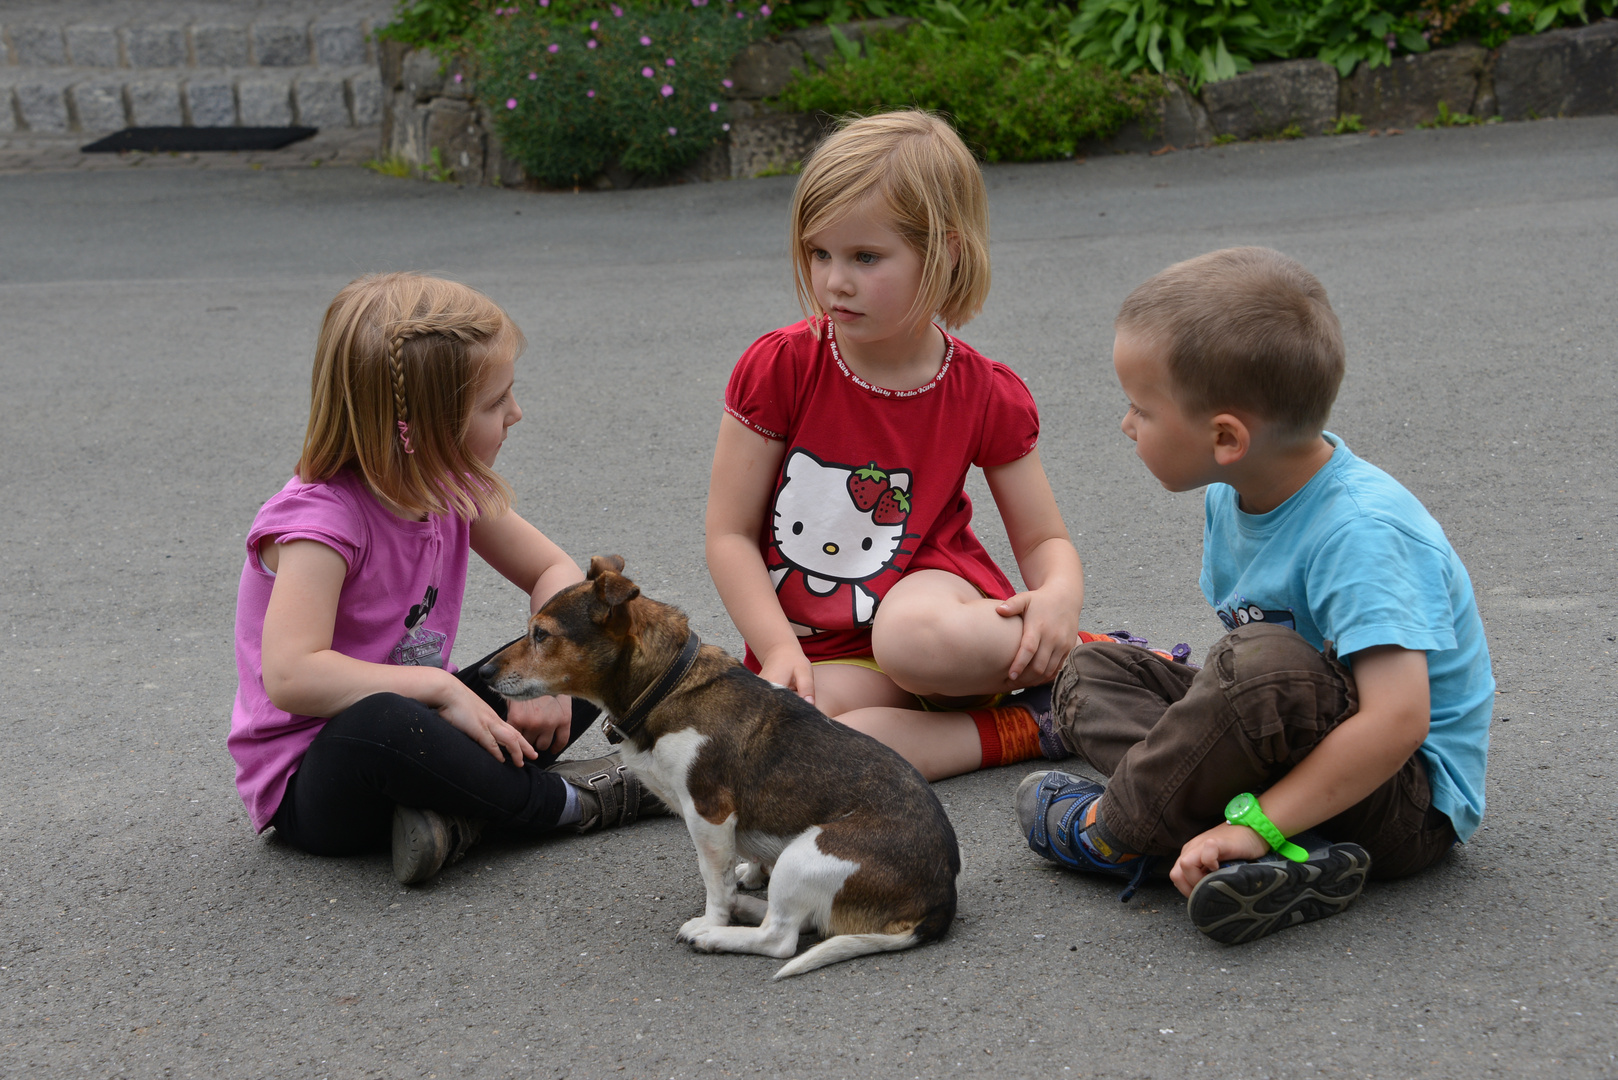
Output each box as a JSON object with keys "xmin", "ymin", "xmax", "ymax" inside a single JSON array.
[
  {"xmin": 1116, "ymin": 247, "xmax": 1345, "ymax": 438},
  {"xmin": 296, "ymin": 272, "xmax": 524, "ymax": 520},
  {"xmin": 790, "ymin": 110, "xmax": 990, "ymax": 331}
]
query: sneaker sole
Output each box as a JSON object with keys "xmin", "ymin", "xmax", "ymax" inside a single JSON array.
[
  {"xmin": 1187, "ymin": 842, "xmax": 1370, "ymax": 945},
  {"xmin": 392, "ymin": 807, "xmax": 449, "ymax": 885}
]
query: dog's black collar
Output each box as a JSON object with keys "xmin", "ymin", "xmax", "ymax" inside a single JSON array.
[{"xmin": 603, "ymin": 632, "xmax": 701, "ymax": 745}]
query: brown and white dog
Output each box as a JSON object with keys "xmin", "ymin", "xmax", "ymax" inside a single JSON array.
[{"xmin": 480, "ymin": 556, "xmax": 960, "ymax": 979}]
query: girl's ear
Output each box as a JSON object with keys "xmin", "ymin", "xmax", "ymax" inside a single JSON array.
[
  {"xmin": 946, "ymin": 231, "xmax": 961, "ymax": 270},
  {"xmin": 1210, "ymin": 413, "xmax": 1251, "ymax": 466}
]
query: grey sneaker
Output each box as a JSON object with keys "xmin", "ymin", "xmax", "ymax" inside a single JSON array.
[
  {"xmin": 1187, "ymin": 835, "xmax": 1371, "ymax": 944},
  {"xmin": 392, "ymin": 806, "xmax": 483, "ymax": 884},
  {"xmin": 546, "ymin": 751, "xmax": 671, "ymax": 833}
]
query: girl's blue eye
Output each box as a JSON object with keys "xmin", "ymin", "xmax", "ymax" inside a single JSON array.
[{"xmin": 857, "ymin": 252, "xmax": 877, "ymax": 264}]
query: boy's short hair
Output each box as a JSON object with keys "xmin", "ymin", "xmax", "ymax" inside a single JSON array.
[
  {"xmin": 298, "ymin": 272, "xmax": 522, "ymax": 521},
  {"xmin": 790, "ymin": 110, "xmax": 990, "ymax": 330},
  {"xmin": 1116, "ymin": 247, "xmax": 1345, "ymax": 437}
]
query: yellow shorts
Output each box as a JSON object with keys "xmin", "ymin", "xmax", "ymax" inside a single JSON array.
[{"xmin": 810, "ymin": 656, "xmax": 1004, "ymax": 711}]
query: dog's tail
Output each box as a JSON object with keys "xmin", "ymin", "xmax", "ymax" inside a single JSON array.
[{"xmin": 772, "ymin": 931, "xmax": 920, "ymax": 980}]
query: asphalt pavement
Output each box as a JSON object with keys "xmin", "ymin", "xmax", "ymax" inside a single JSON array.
[{"xmin": 1, "ymin": 116, "xmax": 1615, "ymax": 1079}]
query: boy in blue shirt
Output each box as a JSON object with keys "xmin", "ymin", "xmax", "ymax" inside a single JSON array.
[{"xmin": 1021, "ymin": 247, "xmax": 1493, "ymax": 943}]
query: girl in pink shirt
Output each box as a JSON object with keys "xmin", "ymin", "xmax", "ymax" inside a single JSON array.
[{"xmin": 230, "ymin": 273, "xmax": 662, "ymax": 885}]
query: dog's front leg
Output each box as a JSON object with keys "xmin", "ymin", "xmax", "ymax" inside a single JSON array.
[{"xmin": 677, "ymin": 813, "xmax": 739, "ymax": 942}]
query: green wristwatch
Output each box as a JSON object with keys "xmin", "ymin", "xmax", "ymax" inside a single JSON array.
[{"xmin": 1224, "ymin": 793, "xmax": 1309, "ymax": 863}]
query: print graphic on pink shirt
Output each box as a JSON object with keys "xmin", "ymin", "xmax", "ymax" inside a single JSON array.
[
  {"xmin": 390, "ymin": 583, "xmax": 447, "ymax": 666},
  {"xmin": 767, "ymin": 449, "xmax": 916, "ymax": 633}
]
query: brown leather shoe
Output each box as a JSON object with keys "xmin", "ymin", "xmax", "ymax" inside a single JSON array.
[{"xmin": 546, "ymin": 752, "xmax": 672, "ymax": 833}]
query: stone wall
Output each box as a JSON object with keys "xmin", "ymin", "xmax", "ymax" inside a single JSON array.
[{"xmin": 379, "ymin": 17, "xmax": 1618, "ymax": 186}]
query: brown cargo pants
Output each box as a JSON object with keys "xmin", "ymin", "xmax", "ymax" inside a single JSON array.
[{"xmin": 1051, "ymin": 622, "xmax": 1455, "ymax": 879}]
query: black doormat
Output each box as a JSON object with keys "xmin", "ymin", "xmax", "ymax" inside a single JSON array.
[{"xmin": 81, "ymin": 127, "xmax": 319, "ymax": 153}]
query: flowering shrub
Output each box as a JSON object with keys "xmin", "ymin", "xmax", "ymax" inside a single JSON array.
[{"xmin": 470, "ymin": 1, "xmax": 765, "ymax": 185}]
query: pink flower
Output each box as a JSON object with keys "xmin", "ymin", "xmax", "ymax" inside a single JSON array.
[
  {"xmin": 661, "ymin": 84, "xmax": 674, "ymax": 97},
  {"xmin": 642, "ymin": 66, "xmax": 654, "ymax": 77},
  {"xmin": 590, "ymin": 19, "xmax": 599, "ymax": 28},
  {"xmin": 737, "ymin": 10, "xmax": 745, "ymax": 17},
  {"xmin": 540, "ymin": 0, "xmax": 548, "ymax": 6},
  {"xmin": 548, "ymin": 43, "xmax": 560, "ymax": 52},
  {"xmin": 588, "ymin": 39, "xmax": 597, "ymax": 48},
  {"xmin": 1497, "ymin": 1, "xmax": 1510, "ymax": 11},
  {"xmin": 709, "ymin": 101, "xmax": 719, "ymax": 111},
  {"xmin": 528, "ymin": 71, "xmax": 538, "ymax": 79},
  {"xmin": 721, "ymin": 122, "xmax": 730, "ymax": 131},
  {"xmin": 640, "ymin": 35, "xmax": 652, "ymax": 45},
  {"xmin": 506, "ymin": 98, "xmax": 517, "ymax": 109},
  {"xmin": 666, "ymin": 57, "xmax": 676, "ymax": 66},
  {"xmin": 611, "ymin": 4, "xmax": 623, "ymax": 14},
  {"xmin": 587, "ymin": 89, "xmax": 596, "ymax": 97},
  {"xmin": 722, "ymin": 78, "xmax": 733, "ymax": 88},
  {"xmin": 760, "ymin": 4, "xmax": 771, "ymax": 14},
  {"xmin": 669, "ymin": 126, "xmax": 678, "ymax": 135},
  {"xmin": 453, "ymin": 72, "xmax": 463, "ymax": 83}
]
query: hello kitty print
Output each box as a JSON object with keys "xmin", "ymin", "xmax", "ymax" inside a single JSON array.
[{"xmin": 768, "ymin": 450, "xmax": 917, "ymax": 633}]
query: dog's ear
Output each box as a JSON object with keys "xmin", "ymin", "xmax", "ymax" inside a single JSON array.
[
  {"xmin": 588, "ymin": 554, "xmax": 626, "ymax": 580},
  {"xmin": 592, "ymin": 570, "xmax": 640, "ymax": 611}
]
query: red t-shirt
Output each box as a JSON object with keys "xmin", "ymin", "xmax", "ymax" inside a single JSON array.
[{"xmin": 724, "ymin": 320, "xmax": 1040, "ymax": 666}]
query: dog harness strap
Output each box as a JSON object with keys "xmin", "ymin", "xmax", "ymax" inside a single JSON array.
[{"xmin": 604, "ymin": 632, "xmax": 701, "ymax": 744}]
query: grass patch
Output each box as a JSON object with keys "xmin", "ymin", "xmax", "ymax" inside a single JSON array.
[{"xmin": 364, "ymin": 154, "xmax": 415, "ymax": 178}]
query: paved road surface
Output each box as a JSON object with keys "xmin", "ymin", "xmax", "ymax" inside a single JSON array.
[{"xmin": 2, "ymin": 117, "xmax": 1615, "ymax": 1079}]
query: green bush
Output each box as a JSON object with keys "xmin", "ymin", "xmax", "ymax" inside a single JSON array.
[
  {"xmin": 380, "ymin": 0, "xmax": 484, "ymax": 50},
  {"xmin": 470, "ymin": 2, "xmax": 764, "ymax": 185},
  {"xmin": 773, "ymin": 12, "xmax": 1165, "ymax": 161},
  {"xmin": 1063, "ymin": 0, "xmax": 1618, "ymax": 87}
]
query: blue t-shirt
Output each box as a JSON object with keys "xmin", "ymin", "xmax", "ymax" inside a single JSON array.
[{"xmin": 1200, "ymin": 434, "xmax": 1494, "ymax": 842}]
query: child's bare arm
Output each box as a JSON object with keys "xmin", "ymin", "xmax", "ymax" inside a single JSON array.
[
  {"xmin": 261, "ymin": 539, "xmax": 538, "ymax": 766},
  {"xmin": 470, "ymin": 510, "xmax": 586, "ymax": 752},
  {"xmin": 705, "ymin": 414, "xmax": 814, "ymax": 701},
  {"xmin": 471, "ymin": 508, "xmax": 584, "ymax": 613},
  {"xmin": 1169, "ymin": 645, "xmax": 1430, "ymax": 895},
  {"xmin": 983, "ymin": 449, "xmax": 1085, "ymax": 683}
]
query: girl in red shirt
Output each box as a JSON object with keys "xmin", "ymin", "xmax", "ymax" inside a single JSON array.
[{"xmin": 706, "ymin": 111, "xmax": 1085, "ymax": 780}]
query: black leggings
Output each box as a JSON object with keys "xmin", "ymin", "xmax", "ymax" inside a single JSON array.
[{"xmin": 270, "ymin": 647, "xmax": 601, "ymax": 856}]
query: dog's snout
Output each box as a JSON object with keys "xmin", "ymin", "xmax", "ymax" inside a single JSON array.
[{"xmin": 478, "ymin": 660, "xmax": 499, "ymax": 683}]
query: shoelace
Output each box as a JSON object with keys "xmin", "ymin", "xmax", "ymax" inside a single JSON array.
[{"xmin": 1117, "ymin": 855, "xmax": 1164, "ymax": 903}]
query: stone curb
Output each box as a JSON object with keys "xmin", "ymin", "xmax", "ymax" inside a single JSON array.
[{"xmin": 0, "ymin": 66, "xmax": 382, "ymax": 133}]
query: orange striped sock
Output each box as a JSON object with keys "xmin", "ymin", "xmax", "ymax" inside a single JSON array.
[{"xmin": 971, "ymin": 705, "xmax": 1043, "ymax": 768}]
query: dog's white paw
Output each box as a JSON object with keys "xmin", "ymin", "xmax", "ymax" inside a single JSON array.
[
  {"xmin": 681, "ymin": 925, "xmax": 731, "ymax": 953},
  {"xmin": 736, "ymin": 861, "xmax": 770, "ymax": 890},
  {"xmin": 677, "ymin": 914, "xmax": 728, "ymax": 942}
]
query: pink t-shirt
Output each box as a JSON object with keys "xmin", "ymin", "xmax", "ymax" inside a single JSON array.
[{"xmin": 228, "ymin": 469, "xmax": 471, "ymax": 831}]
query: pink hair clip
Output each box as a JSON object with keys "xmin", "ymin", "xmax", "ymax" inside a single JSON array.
[{"xmin": 397, "ymin": 420, "xmax": 415, "ymax": 454}]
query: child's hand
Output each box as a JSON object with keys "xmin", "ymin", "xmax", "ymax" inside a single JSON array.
[
  {"xmin": 505, "ymin": 694, "xmax": 575, "ymax": 755},
  {"xmin": 1169, "ymin": 822, "xmax": 1271, "ymax": 897},
  {"xmin": 757, "ymin": 644, "xmax": 815, "ymax": 705},
  {"xmin": 996, "ymin": 583, "xmax": 1082, "ymax": 684},
  {"xmin": 435, "ymin": 678, "xmax": 540, "ymax": 767}
]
